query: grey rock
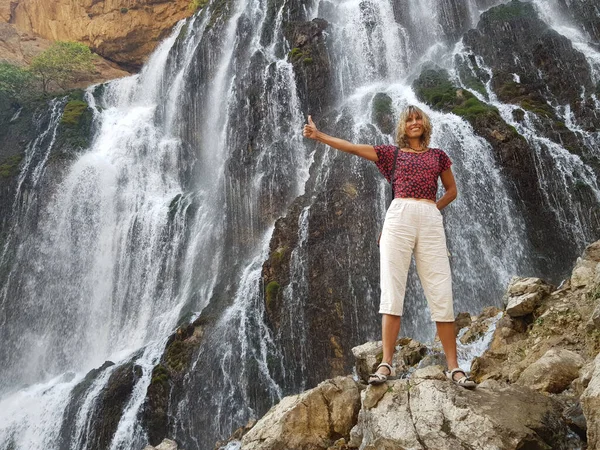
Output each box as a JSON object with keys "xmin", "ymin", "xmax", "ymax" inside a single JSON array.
[
  {"xmin": 516, "ymin": 348, "xmax": 584, "ymax": 393},
  {"xmin": 581, "ymin": 353, "xmax": 600, "ymax": 449}
]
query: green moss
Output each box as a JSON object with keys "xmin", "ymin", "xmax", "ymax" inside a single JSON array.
[
  {"xmin": 484, "ymin": 0, "xmax": 535, "ymax": 22},
  {"xmin": 0, "ymin": 154, "xmax": 23, "ymax": 178},
  {"xmin": 519, "ymin": 99, "xmax": 553, "ymax": 118},
  {"xmin": 272, "ymin": 246, "xmax": 287, "ymax": 261},
  {"xmin": 165, "ymin": 340, "xmax": 188, "ymax": 372},
  {"xmin": 303, "ymin": 57, "xmax": 313, "ymax": 65},
  {"xmin": 189, "ymin": 0, "xmax": 209, "ymax": 10},
  {"xmin": 463, "ymin": 77, "xmax": 487, "ymax": 97},
  {"xmin": 372, "ymin": 92, "xmax": 393, "ymax": 117},
  {"xmin": 150, "ymin": 364, "xmax": 170, "ymax": 386},
  {"xmin": 289, "ymin": 47, "xmax": 303, "ymax": 60},
  {"xmin": 265, "ymin": 281, "xmax": 280, "ymax": 308},
  {"xmin": 61, "ymin": 99, "xmax": 88, "ymax": 126}
]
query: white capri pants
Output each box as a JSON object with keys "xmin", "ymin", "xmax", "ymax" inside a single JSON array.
[{"xmin": 379, "ymin": 198, "xmax": 454, "ymax": 322}]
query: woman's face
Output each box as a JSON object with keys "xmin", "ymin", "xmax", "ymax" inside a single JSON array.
[{"xmin": 405, "ymin": 113, "xmax": 424, "ymax": 139}]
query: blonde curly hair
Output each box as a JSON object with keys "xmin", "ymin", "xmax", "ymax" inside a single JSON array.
[{"xmin": 395, "ymin": 105, "xmax": 432, "ymax": 149}]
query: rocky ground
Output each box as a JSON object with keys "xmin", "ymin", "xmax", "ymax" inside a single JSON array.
[{"xmin": 195, "ymin": 239, "xmax": 600, "ymax": 450}]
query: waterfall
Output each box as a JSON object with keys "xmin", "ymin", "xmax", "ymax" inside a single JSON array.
[{"xmin": 0, "ymin": 0, "xmax": 598, "ymax": 449}]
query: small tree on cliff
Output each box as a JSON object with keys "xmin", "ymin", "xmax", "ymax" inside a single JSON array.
[
  {"xmin": 30, "ymin": 41, "xmax": 96, "ymax": 94},
  {"xmin": 0, "ymin": 62, "xmax": 34, "ymax": 100}
]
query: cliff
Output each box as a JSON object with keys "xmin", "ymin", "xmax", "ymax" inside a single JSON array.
[{"xmin": 0, "ymin": 0, "xmax": 193, "ymax": 72}]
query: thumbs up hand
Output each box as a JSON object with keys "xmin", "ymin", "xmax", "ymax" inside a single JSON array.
[{"xmin": 303, "ymin": 115, "xmax": 319, "ymax": 139}]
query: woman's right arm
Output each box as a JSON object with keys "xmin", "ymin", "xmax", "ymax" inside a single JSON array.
[{"xmin": 303, "ymin": 115, "xmax": 378, "ymax": 162}]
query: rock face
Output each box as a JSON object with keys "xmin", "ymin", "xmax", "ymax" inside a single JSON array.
[
  {"xmin": 581, "ymin": 353, "xmax": 600, "ymax": 449},
  {"xmin": 504, "ymin": 277, "xmax": 553, "ymax": 317},
  {"xmin": 351, "ymin": 374, "xmax": 570, "ymax": 450},
  {"xmin": 239, "ymin": 376, "xmax": 361, "ymax": 450},
  {"xmin": 223, "ymin": 239, "xmax": 600, "ymax": 450},
  {"xmin": 2, "ymin": 0, "xmax": 192, "ymax": 71}
]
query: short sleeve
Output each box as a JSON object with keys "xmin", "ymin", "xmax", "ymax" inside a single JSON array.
[
  {"xmin": 439, "ymin": 149, "xmax": 452, "ymax": 172},
  {"xmin": 373, "ymin": 144, "xmax": 398, "ymax": 183}
]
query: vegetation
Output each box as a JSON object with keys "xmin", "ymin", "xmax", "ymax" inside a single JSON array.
[
  {"xmin": 120, "ymin": 7, "xmax": 128, "ymax": 13},
  {"xmin": 189, "ymin": 0, "xmax": 209, "ymax": 10},
  {"xmin": 484, "ymin": 0, "xmax": 535, "ymax": 22},
  {"xmin": 61, "ymin": 99, "xmax": 88, "ymax": 126},
  {"xmin": 413, "ymin": 68, "xmax": 500, "ymax": 121},
  {"xmin": 0, "ymin": 154, "xmax": 23, "ymax": 178},
  {"xmin": 266, "ymin": 281, "xmax": 280, "ymax": 308},
  {"xmin": 151, "ymin": 364, "xmax": 170, "ymax": 386},
  {"xmin": 30, "ymin": 41, "xmax": 96, "ymax": 94},
  {"xmin": 0, "ymin": 62, "xmax": 34, "ymax": 100}
]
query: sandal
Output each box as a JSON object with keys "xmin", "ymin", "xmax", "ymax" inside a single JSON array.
[
  {"xmin": 445, "ymin": 368, "xmax": 477, "ymax": 389},
  {"xmin": 368, "ymin": 363, "xmax": 396, "ymax": 385}
]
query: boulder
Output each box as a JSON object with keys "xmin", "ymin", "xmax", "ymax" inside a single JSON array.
[
  {"xmin": 581, "ymin": 352, "xmax": 600, "ymax": 448},
  {"xmin": 571, "ymin": 241, "xmax": 600, "ymax": 288},
  {"xmin": 349, "ymin": 369, "xmax": 571, "ymax": 450},
  {"xmin": 351, "ymin": 338, "xmax": 427, "ymax": 383},
  {"xmin": 240, "ymin": 376, "xmax": 361, "ymax": 450},
  {"xmin": 454, "ymin": 311, "xmax": 472, "ymax": 335},
  {"xmin": 143, "ymin": 439, "xmax": 179, "ymax": 450},
  {"xmin": 504, "ymin": 277, "xmax": 553, "ymax": 317},
  {"xmin": 516, "ymin": 348, "xmax": 585, "ymax": 393}
]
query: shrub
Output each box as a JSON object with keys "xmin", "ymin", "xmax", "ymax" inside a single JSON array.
[{"xmin": 30, "ymin": 41, "xmax": 96, "ymax": 93}]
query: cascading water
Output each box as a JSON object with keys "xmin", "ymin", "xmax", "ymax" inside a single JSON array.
[{"xmin": 0, "ymin": 0, "xmax": 598, "ymax": 449}]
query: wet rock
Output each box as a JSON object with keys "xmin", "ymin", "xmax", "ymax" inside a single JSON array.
[
  {"xmin": 581, "ymin": 353, "xmax": 600, "ymax": 448},
  {"xmin": 454, "ymin": 311, "xmax": 472, "ymax": 335},
  {"xmin": 516, "ymin": 348, "xmax": 585, "ymax": 393},
  {"xmin": 459, "ymin": 307, "xmax": 501, "ymax": 344},
  {"xmin": 283, "ymin": 18, "xmax": 331, "ymax": 115},
  {"xmin": 239, "ymin": 376, "xmax": 361, "ymax": 450},
  {"xmin": 563, "ymin": 401, "xmax": 587, "ymax": 440}
]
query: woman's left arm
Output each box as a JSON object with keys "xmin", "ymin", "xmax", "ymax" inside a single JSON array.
[{"xmin": 437, "ymin": 168, "xmax": 457, "ymax": 210}]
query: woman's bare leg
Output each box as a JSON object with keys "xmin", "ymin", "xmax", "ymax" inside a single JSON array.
[
  {"xmin": 376, "ymin": 313, "xmax": 401, "ymax": 375},
  {"xmin": 436, "ymin": 321, "xmax": 464, "ymax": 379}
]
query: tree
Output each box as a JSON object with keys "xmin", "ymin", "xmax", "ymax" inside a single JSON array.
[
  {"xmin": 0, "ymin": 62, "xmax": 34, "ymax": 99},
  {"xmin": 30, "ymin": 41, "xmax": 96, "ymax": 93}
]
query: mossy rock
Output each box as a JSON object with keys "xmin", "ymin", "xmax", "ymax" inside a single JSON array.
[
  {"xmin": 265, "ymin": 280, "xmax": 280, "ymax": 309},
  {"xmin": 413, "ymin": 68, "xmax": 500, "ymax": 122},
  {"xmin": 151, "ymin": 364, "xmax": 170, "ymax": 386},
  {"xmin": 371, "ymin": 92, "xmax": 395, "ymax": 135},
  {"xmin": 61, "ymin": 100, "xmax": 88, "ymax": 126},
  {"xmin": 483, "ymin": 0, "xmax": 535, "ymax": 22},
  {"xmin": 289, "ymin": 47, "xmax": 304, "ymax": 61},
  {"xmin": 206, "ymin": 0, "xmax": 233, "ymax": 31},
  {"xmin": 0, "ymin": 154, "xmax": 23, "ymax": 178}
]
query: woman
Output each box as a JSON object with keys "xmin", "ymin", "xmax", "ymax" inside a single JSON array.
[{"xmin": 302, "ymin": 105, "xmax": 476, "ymax": 388}]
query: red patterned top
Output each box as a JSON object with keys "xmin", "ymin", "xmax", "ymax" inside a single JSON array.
[{"xmin": 373, "ymin": 145, "xmax": 452, "ymax": 201}]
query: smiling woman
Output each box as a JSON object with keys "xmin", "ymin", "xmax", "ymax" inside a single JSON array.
[{"xmin": 302, "ymin": 104, "xmax": 475, "ymax": 388}]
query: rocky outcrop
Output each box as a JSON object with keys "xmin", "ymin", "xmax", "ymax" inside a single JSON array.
[
  {"xmin": 581, "ymin": 352, "xmax": 600, "ymax": 448},
  {"xmin": 221, "ymin": 239, "xmax": 600, "ymax": 449},
  {"xmin": 239, "ymin": 376, "xmax": 360, "ymax": 450},
  {"xmin": 350, "ymin": 372, "xmax": 571, "ymax": 450},
  {"xmin": 283, "ymin": 18, "xmax": 332, "ymax": 116},
  {"xmin": 1, "ymin": 0, "xmax": 192, "ymax": 71},
  {"xmin": 141, "ymin": 315, "xmax": 207, "ymax": 446}
]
